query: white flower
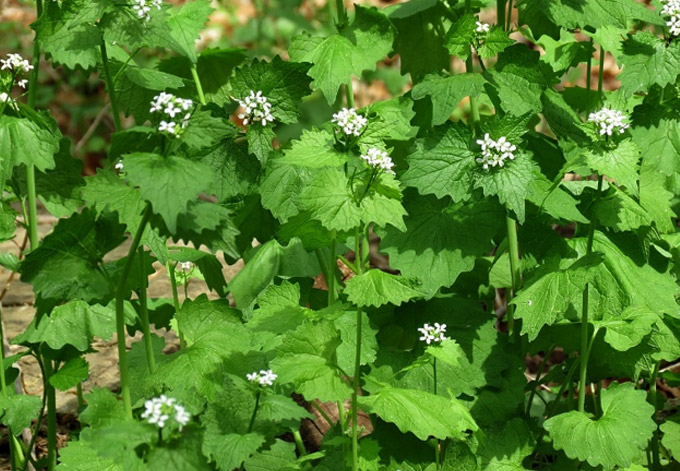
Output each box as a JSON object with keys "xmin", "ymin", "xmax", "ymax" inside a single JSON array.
[
  {"xmin": 360, "ymin": 147, "xmax": 395, "ymax": 174},
  {"xmin": 0, "ymin": 53, "xmax": 33, "ymax": 74},
  {"xmin": 475, "ymin": 133, "xmax": 517, "ymax": 170},
  {"xmin": 0, "ymin": 92, "xmax": 17, "ymax": 110},
  {"xmin": 237, "ymin": 90, "xmax": 275, "ymax": 127},
  {"xmin": 476, "ymin": 20, "xmax": 490, "ymax": 33},
  {"xmin": 141, "ymin": 395, "xmax": 191, "ymax": 430},
  {"xmin": 332, "ymin": 107, "xmax": 367, "ymax": 137},
  {"xmin": 114, "ymin": 160, "xmax": 124, "ymax": 172},
  {"xmin": 661, "ymin": 0, "xmax": 680, "ymax": 36},
  {"xmin": 17, "ymin": 79, "xmax": 28, "ymax": 89},
  {"xmin": 587, "ymin": 107, "xmax": 629, "ymax": 136},
  {"xmin": 178, "ymin": 261, "xmax": 193, "ymax": 271},
  {"xmin": 132, "ymin": 0, "xmax": 163, "ymax": 22},
  {"xmin": 150, "ymin": 93, "xmax": 193, "ymax": 137},
  {"xmin": 247, "ymin": 369, "xmax": 278, "ymax": 386},
  {"xmin": 417, "ymin": 323, "xmax": 448, "ymax": 345}
]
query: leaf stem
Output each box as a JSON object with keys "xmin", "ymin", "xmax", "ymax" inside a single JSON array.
[
  {"xmin": 433, "ymin": 357, "xmax": 440, "ymax": 470},
  {"xmin": 168, "ymin": 261, "xmax": 181, "ymax": 314},
  {"xmin": 464, "ymin": 0, "xmax": 480, "ymax": 131},
  {"xmin": 0, "ymin": 307, "xmax": 21, "ymax": 470},
  {"xmin": 351, "ymin": 225, "xmax": 364, "ymax": 471},
  {"xmin": 100, "ymin": 39, "xmax": 123, "ymax": 132},
  {"xmin": 190, "ymin": 64, "xmax": 207, "ymax": 106},
  {"xmin": 578, "ymin": 175, "xmax": 603, "ymax": 412},
  {"xmin": 247, "ymin": 389, "xmax": 261, "ymax": 434},
  {"xmin": 310, "ymin": 400, "xmax": 334, "ymax": 428},
  {"xmin": 585, "ymin": 37, "xmax": 594, "ymax": 116},
  {"xmin": 526, "ymin": 346, "xmax": 555, "ymax": 416},
  {"xmin": 649, "ymin": 362, "xmax": 661, "ymax": 471},
  {"xmin": 506, "ymin": 0, "xmax": 514, "ymax": 31},
  {"xmin": 116, "ymin": 204, "xmax": 153, "ymax": 418},
  {"xmin": 597, "ymin": 46, "xmax": 605, "ymax": 101},
  {"xmin": 335, "ymin": 0, "xmax": 348, "ymax": 29},
  {"xmin": 76, "ymin": 382, "xmax": 85, "ymax": 409},
  {"xmin": 329, "ymin": 232, "xmax": 337, "ymax": 305},
  {"xmin": 497, "ymin": 0, "xmax": 506, "ymax": 31},
  {"xmin": 138, "ymin": 247, "xmax": 156, "ymax": 374},
  {"xmin": 505, "ymin": 208, "xmax": 521, "ymax": 337},
  {"xmin": 293, "ymin": 430, "xmax": 306, "ymax": 456},
  {"xmin": 43, "ymin": 356, "xmax": 57, "ymax": 471}
]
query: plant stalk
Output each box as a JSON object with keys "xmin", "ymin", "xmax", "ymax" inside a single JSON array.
[
  {"xmin": 138, "ymin": 247, "xmax": 156, "ymax": 374},
  {"xmin": 464, "ymin": 0, "xmax": 480, "ymax": 130},
  {"xmin": 585, "ymin": 38, "xmax": 594, "ymax": 116},
  {"xmin": 433, "ymin": 357, "xmax": 440, "ymax": 469},
  {"xmin": 328, "ymin": 232, "xmax": 337, "ymax": 305},
  {"xmin": 190, "ymin": 64, "xmax": 207, "ymax": 106},
  {"xmin": 335, "ymin": 0, "xmax": 348, "ymax": 29},
  {"xmin": 578, "ymin": 175, "xmax": 603, "ymax": 412},
  {"xmin": 505, "ymin": 208, "xmax": 521, "ymax": 337},
  {"xmin": 597, "ymin": 46, "xmax": 605, "ymax": 100},
  {"xmin": 43, "ymin": 357, "xmax": 57, "ymax": 471},
  {"xmin": 116, "ymin": 204, "xmax": 153, "ymax": 418},
  {"xmin": 247, "ymin": 390, "xmax": 261, "ymax": 434},
  {"xmin": 649, "ymin": 362, "xmax": 661, "ymax": 471},
  {"xmin": 293, "ymin": 430, "xmax": 306, "ymax": 456},
  {"xmin": 506, "ymin": 0, "xmax": 514, "ymax": 31},
  {"xmin": 100, "ymin": 40, "xmax": 123, "ymax": 132},
  {"xmin": 351, "ymin": 225, "xmax": 364, "ymax": 471},
  {"xmin": 496, "ymin": 0, "xmax": 506, "ymax": 31},
  {"xmin": 168, "ymin": 261, "xmax": 181, "ymax": 313}
]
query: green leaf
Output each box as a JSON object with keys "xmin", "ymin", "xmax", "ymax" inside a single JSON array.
[
  {"xmin": 444, "ymin": 13, "xmax": 476, "ymax": 61},
  {"xmin": 202, "ymin": 139, "xmax": 260, "ymax": 201},
  {"xmin": 289, "ymin": 6, "xmax": 395, "ymax": 103},
  {"xmin": 389, "ymin": 0, "xmax": 449, "ymax": 82},
  {"xmin": 300, "ymin": 168, "xmax": 406, "ymax": 232},
  {"xmin": 359, "ymin": 96, "xmax": 418, "ymax": 145},
  {"xmin": 0, "ymin": 394, "xmax": 42, "ymax": 432},
  {"xmin": 477, "ymin": 418, "xmax": 535, "ymax": 471},
  {"xmin": 411, "ymin": 73, "xmax": 486, "ymax": 126},
  {"xmin": 203, "ymin": 433, "xmax": 265, "ymax": 471},
  {"xmin": 35, "ymin": 139, "xmax": 85, "ymax": 218},
  {"xmin": 20, "ymin": 210, "xmax": 125, "ymax": 306},
  {"xmin": 358, "ymin": 386, "xmax": 477, "ymax": 441},
  {"xmin": 0, "ymin": 115, "xmax": 59, "ymax": 172},
  {"xmin": 123, "ymin": 153, "xmax": 213, "ymax": 232},
  {"xmin": 344, "ymin": 269, "xmax": 423, "ymax": 308},
  {"xmin": 619, "ymin": 32, "xmax": 680, "ymax": 97},
  {"xmin": 49, "ymin": 357, "xmax": 89, "ymax": 390},
  {"xmin": 335, "ymin": 310, "xmax": 379, "ymax": 373},
  {"xmin": 282, "ymin": 129, "xmax": 347, "ymax": 168},
  {"xmin": 271, "ymin": 352, "xmax": 351, "ymax": 403},
  {"xmin": 80, "ymin": 388, "xmax": 126, "ymax": 427},
  {"xmin": 55, "ymin": 441, "xmax": 124, "ymax": 471},
  {"xmin": 544, "ymin": 382, "xmax": 656, "ymax": 470},
  {"xmin": 244, "ymin": 440, "xmax": 300, "ymax": 471},
  {"xmin": 194, "ymin": 49, "xmax": 248, "ymax": 105},
  {"xmin": 538, "ymin": 30, "xmax": 594, "ymax": 75},
  {"xmin": 14, "ymin": 301, "xmax": 120, "ymax": 351},
  {"xmin": 146, "ymin": 430, "xmax": 212, "ymax": 471},
  {"xmin": 378, "ymin": 195, "xmax": 503, "ymax": 297},
  {"xmin": 593, "ymin": 189, "xmax": 652, "ymax": 232},
  {"xmin": 541, "ymin": 89, "xmax": 595, "ymax": 145},
  {"xmin": 478, "ymin": 27, "xmax": 514, "ymax": 59},
  {"xmin": 166, "ymin": 0, "xmax": 214, "ymax": 63},
  {"xmin": 168, "ymin": 247, "xmax": 228, "ymax": 297},
  {"xmin": 511, "ymin": 254, "xmax": 601, "ymax": 340},
  {"xmin": 402, "ymin": 122, "xmax": 475, "ymax": 202},
  {"xmin": 260, "ymin": 161, "xmax": 312, "ymax": 222},
  {"xmin": 527, "ymin": 177, "xmax": 589, "ymax": 223},
  {"xmin": 33, "ymin": 0, "xmax": 107, "ymax": 70},
  {"xmin": 232, "ymin": 56, "xmax": 312, "ymax": 124},
  {"xmin": 594, "ymin": 306, "xmax": 659, "ymax": 352},
  {"xmin": 474, "ymin": 152, "xmax": 538, "ymax": 224},
  {"xmin": 660, "ymin": 417, "xmax": 680, "ymax": 461},
  {"xmin": 579, "ymin": 140, "xmax": 640, "ymax": 196}
]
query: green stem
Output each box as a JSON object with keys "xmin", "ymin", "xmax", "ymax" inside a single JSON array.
[
  {"xmin": 506, "ymin": 0, "xmax": 514, "ymax": 30},
  {"xmin": 585, "ymin": 38, "xmax": 594, "ymax": 116},
  {"xmin": 578, "ymin": 175, "xmax": 603, "ymax": 412},
  {"xmin": 168, "ymin": 261, "xmax": 181, "ymax": 313},
  {"xmin": 526, "ymin": 346, "xmax": 555, "ymax": 416},
  {"xmin": 76, "ymin": 382, "xmax": 85, "ymax": 409},
  {"xmin": 649, "ymin": 362, "xmax": 661, "ymax": 471},
  {"xmin": 433, "ymin": 357, "xmax": 440, "ymax": 470},
  {"xmin": 0, "ymin": 307, "xmax": 19, "ymax": 470},
  {"xmin": 505, "ymin": 208, "xmax": 521, "ymax": 337},
  {"xmin": 43, "ymin": 357, "xmax": 57, "ymax": 471},
  {"xmin": 310, "ymin": 400, "xmax": 334, "ymax": 428},
  {"xmin": 463, "ymin": 0, "xmax": 480, "ymax": 132},
  {"xmin": 497, "ymin": 0, "xmax": 506, "ymax": 31},
  {"xmin": 351, "ymin": 225, "xmax": 364, "ymax": 471},
  {"xmin": 247, "ymin": 390, "xmax": 261, "ymax": 434},
  {"xmin": 138, "ymin": 247, "xmax": 156, "ymax": 374},
  {"xmin": 100, "ymin": 40, "xmax": 122, "ymax": 132},
  {"xmin": 346, "ymin": 78, "xmax": 355, "ymax": 109},
  {"xmin": 597, "ymin": 46, "xmax": 605, "ymax": 101},
  {"xmin": 293, "ymin": 430, "xmax": 306, "ymax": 456},
  {"xmin": 336, "ymin": 400, "xmax": 346, "ymax": 434},
  {"xmin": 116, "ymin": 204, "xmax": 153, "ymax": 418},
  {"xmin": 27, "ymin": 0, "xmax": 42, "ymax": 109},
  {"xmin": 190, "ymin": 64, "xmax": 206, "ymax": 106},
  {"xmin": 328, "ymin": 232, "xmax": 337, "ymax": 305},
  {"xmin": 335, "ymin": 0, "xmax": 348, "ymax": 29}
]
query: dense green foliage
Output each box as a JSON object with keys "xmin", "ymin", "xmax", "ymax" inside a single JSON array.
[{"xmin": 1, "ymin": 0, "xmax": 680, "ymax": 470}]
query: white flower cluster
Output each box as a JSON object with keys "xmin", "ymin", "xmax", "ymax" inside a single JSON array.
[
  {"xmin": 0, "ymin": 92, "xmax": 17, "ymax": 110},
  {"xmin": 177, "ymin": 261, "xmax": 194, "ymax": 271},
  {"xmin": 237, "ymin": 90, "xmax": 274, "ymax": 126},
  {"xmin": 332, "ymin": 107, "xmax": 367, "ymax": 137},
  {"xmin": 360, "ymin": 147, "xmax": 395, "ymax": 174},
  {"xmin": 247, "ymin": 369, "xmax": 278, "ymax": 386},
  {"xmin": 114, "ymin": 159, "xmax": 124, "ymax": 173},
  {"xmin": 141, "ymin": 395, "xmax": 191, "ymax": 429},
  {"xmin": 1, "ymin": 53, "xmax": 32, "ymax": 89},
  {"xmin": 661, "ymin": 0, "xmax": 680, "ymax": 36},
  {"xmin": 587, "ymin": 107, "xmax": 630, "ymax": 136},
  {"xmin": 149, "ymin": 92, "xmax": 193, "ymax": 137},
  {"xmin": 417, "ymin": 323, "xmax": 448, "ymax": 345},
  {"xmin": 475, "ymin": 20, "xmax": 490, "ymax": 33},
  {"xmin": 475, "ymin": 133, "xmax": 517, "ymax": 170},
  {"xmin": 133, "ymin": 0, "xmax": 163, "ymax": 22}
]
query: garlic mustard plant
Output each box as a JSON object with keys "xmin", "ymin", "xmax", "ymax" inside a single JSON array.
[
  {"xmin": 360, "ymin": 147, "xmax": 395, "ymax": 174},
  {"xmin": 0, "ymin": 53, "xmax": 33, "ymax": 74},
  {"xmin": 141, "ymin": 395, "xmax": 191, "ymax": 430},
  {"xmin": 332, "ymin": 107, "xmax": 367, "ymax": 137},
  {"xmin": 417, "ymin": 323, "xmax": 448, "ymax": 345},
  {"xmin": 149, "ymin": 92, "xmax": 193, "ymax": 137},
  {"xmin": 237, "ymin": 90, "xmax": 275, "ymax": 126},
  {"xmin": 475, "ymin": 134, "xmax": 517, "ymax": 170},
  {"xmin": 247, "ymin": 369, "xmax": 278, "ymax": 386},
  {"xmin": 661, "ymin": 0, "xmax": 680, "ymax": 35},
  {"xmin": 587, "ymin": 107, "xmax": 630, "ymax": 136},
  {"xmin": 476, "ymin": 20, "xmax": 490, "ymax": 33}
]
